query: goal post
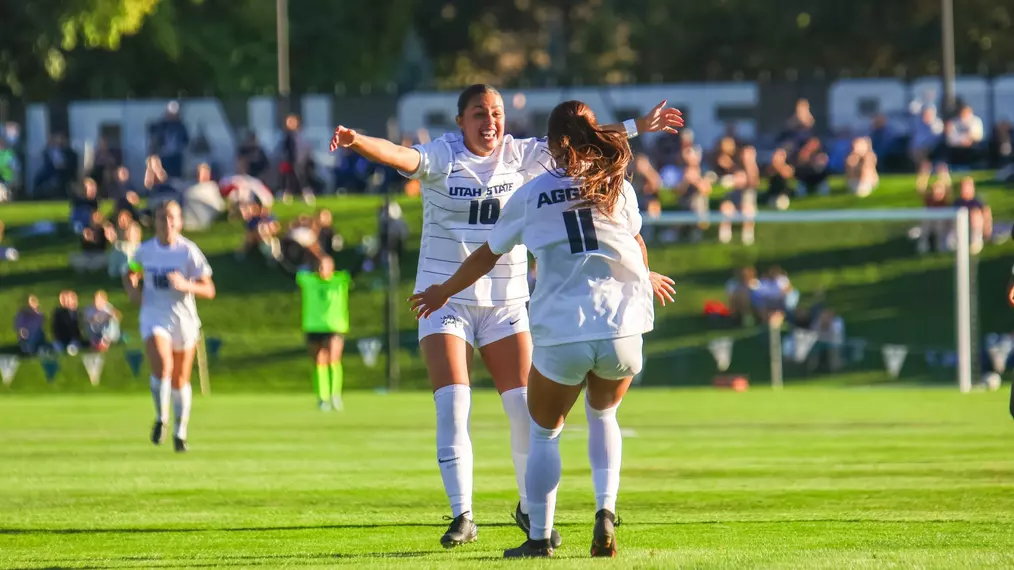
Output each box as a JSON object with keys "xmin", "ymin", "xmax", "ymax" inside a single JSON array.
[{"xmin": 642, "ymin": 208, "xmax": 975, "ymax": 392}]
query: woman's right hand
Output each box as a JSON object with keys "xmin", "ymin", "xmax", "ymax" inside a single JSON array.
[
  {"xmin": 409, "ymin": 285, "xmax": 451, "ymax": 320},
  {"xmin": 329, "ymin": 126, "xmax": 358, "ymax": 152}
]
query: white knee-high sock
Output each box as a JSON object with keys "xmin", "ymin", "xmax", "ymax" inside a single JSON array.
[
  {"xmin": 526, "ymin": 420, "xmax": 563, "ymax": 541},
  {"xmin": 150, "ymin": 375, "xmax": 170, "ymax": 423},
  {"xmin": 500, "ymin": 386, "xmax": 530, "ymax": 513},
  {"xmin": 172, "ymin": 383, "xmax": 193, "ymax": 440},
  {"xmin": 434, "ymin": 384, "xmax": 473, "ymax": 518},
  {"xmin": 585, "ymin": 397, "xmax": 622, "ymax": 513}
]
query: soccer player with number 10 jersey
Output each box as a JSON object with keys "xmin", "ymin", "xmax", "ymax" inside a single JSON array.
[{"xmin": 330, "ymin": 84, "xmax": 682, "ymax": 548}]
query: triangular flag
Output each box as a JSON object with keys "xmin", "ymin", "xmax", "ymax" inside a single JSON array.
[
  {"xmin": 125, "ymin": 349, "xmax": 143, "ymax": 377},
  {"xmin": 848, "ymin": 338, "xmax": 867, "ymax": 363},
  {"xmin": 882, "ymin": 344, "xmax": 908, "ymax": 378},
  {"xmin": 82, "ymin": 353, "xmax": 105, "ymax": 386},
  {"xmin": 40, "ymin": 356, "xmax": 60, "ymax": 383},
  {"xmin": 206, "ymin": 337, "xmax": 223, "ymax": 361},
  {"xmin": 0, "ymin": 355, "xmax": 20, "ymax": 386},
  {"xmin": 358, "ymin": 338, "xmax": 382, "ymax": 368},
  {"xmin": 792, "ymin": 329, "xmax": 819, "ymax": 363},
  {"xmin": 988, "ymin": 337, "xmax": 1013, "ymax": 374},
  {"xmin": 707, "ymin": 337, "xmax": 733, "ymax": 371}
]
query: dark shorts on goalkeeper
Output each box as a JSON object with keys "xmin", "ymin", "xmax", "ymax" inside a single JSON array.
[{"xmin": 305, "ymin": 331, "xmax": 344, "ymax": 344}]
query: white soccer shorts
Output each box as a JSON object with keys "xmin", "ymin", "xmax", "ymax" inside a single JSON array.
[
  {"xmin": 141, "ymin": 315, "xmax": 201, "ymax": 351},
  {"xmin": 418, "ymin": 302, "xmax": 529, "ymax": 348},
  {"xmin": 533, "ymin": 335, "xmax": 644, "ymax": 386}
]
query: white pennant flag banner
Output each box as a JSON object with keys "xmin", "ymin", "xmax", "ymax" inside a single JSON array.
[
  {"xmin": 82, "ymin": 353, "xmax": 105, "ymax": 386},
  {"xmin": 0, "ymin": 355, "xmax": 20, "ymax": 386},
  {"xmin": 988, "ymin": 336, "xmax": 1013, "ymax": 374},
  {"xmin": 792, "ymin": 329, "xmax": 819, "ymax": 363},
  {"xmin": 358, "ymin": 338, "xmax": 382, "ymax": 368},
  {"xmin": 882, "ymin": 344, "xmax": 908, "ymax": 378},
  {"xmin": 708, "ymin": 337, "xmax": 733, "ymax": 372}
]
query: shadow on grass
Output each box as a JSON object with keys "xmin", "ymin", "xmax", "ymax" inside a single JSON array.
[{"xmin": 0, "ymin": 522, "xmax": 517, "ymax": 536}]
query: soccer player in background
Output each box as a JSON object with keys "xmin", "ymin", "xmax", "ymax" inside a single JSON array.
[
  {"xmin": 296, "ymin": 255, "xmax": 351, "ymax": 411},
  {"xmin": 123, "ymin": 200, "xmax": 216, "ymax": 453},
  {"xmin": 411, "ymin": 100, "xmax": 675, "ymax": 559},
  {"xmin": 330, "ymin": 84, "xmax": 682, "ymax": 548}
]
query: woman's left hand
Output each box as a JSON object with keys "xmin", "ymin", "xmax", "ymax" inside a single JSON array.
[
  {"xmin": 638, "ymin": 100, "xmax": 685, "ymax": 135},
  {"xmin": 649, "ymin": 271, "xmax": 676, "ymax": 306}
]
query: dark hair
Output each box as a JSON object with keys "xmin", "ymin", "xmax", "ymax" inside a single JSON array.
[
  {"xmin": 547, "ymin": 100, "xmax": 632, "ymax": 216},
  {"xmin": 456, "ymin": 84, "xmax": 502, "ymax": 117}
]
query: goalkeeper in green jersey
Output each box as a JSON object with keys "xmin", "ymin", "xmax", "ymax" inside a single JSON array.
[{"xmin": 297, "ymin": 255, "xmax": 352, "ymax": 411}]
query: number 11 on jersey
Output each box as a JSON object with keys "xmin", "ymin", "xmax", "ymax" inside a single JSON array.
[{"xmin": 563, "ymin": 208, "xmax": 599, "ymax": 253}]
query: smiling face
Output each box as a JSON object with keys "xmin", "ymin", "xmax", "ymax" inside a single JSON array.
[
  {"xmin": 156, "ymin": 201, "xmax": 183, "ymax": 243},
  {"xmin": 456, "ymin": 91, "xmax": 505, "ymax": 157}
]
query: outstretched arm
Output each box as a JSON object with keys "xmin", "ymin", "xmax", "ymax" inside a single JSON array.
[
  {"xmin": 600, "ymin": 100, "xmax": 684, "ymax": 137},
  {"xmin": 409, "ymin": 244, "xmax": 503, "ymax": 318},
  {"xmin": 329, "ymin": 127, "xmax": 421, "ymax": 174}
]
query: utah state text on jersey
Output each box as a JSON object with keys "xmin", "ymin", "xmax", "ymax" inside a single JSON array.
[
  {"xmin": 448, "ymin": 182, "xmax": 515, "ymax": 198},
  {"xmin": 537, "ymin": 187, "xmax": 582, "ymax": 208}
]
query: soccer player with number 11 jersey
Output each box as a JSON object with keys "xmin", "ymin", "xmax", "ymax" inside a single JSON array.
[{"xmin": 331, "ymin": 84, "xmax": 682, "ymax": 548}]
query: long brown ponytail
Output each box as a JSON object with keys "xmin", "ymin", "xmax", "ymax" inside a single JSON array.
[{"xmin": 547, "ymin": 100, "xmax": 632, "ymax": 216}]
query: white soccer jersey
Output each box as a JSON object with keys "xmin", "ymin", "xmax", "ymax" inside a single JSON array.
[
  {"xmin": 133, "ymin": 236, "xmax": 213, "ymax": 329},
  {"xmin": 487, "ymin": 171, "xmax": 654, "ymax": 347},
  {"xmin": 402, "ymin": 133, "xmax": 554, "ymax": 306}
]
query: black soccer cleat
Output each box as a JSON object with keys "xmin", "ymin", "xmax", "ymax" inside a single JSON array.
[
  {"xmin": 151, "ymin": 421, "xmax": 166, "ymax": 445},
  {"xmin": 173, "ymin": 436, "xmax": 188, "ymax": 453},
  {"xmin": 440, "ymin": 512, "xmax": 477, "ymax": 548},
  {"xmin": 590, "ymin": 508, "xmax": 619, "ymax": 558},
  {"xmin": 503, "ymin": 538, "xmax": 553, "ymax": 558},
  {"xmin": 512, "ymin": 502, "xmax": 562, "ymax": 548}
]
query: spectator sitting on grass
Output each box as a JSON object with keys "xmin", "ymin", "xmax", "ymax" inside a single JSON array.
[
  {"xmin": 0, "ymin": 220, "xmax": 18, "ymax": 261},
  {"xmin": 953, "ymin": 177, "xmax": 992, "ymax": 255},
  {"xmin": 718, "ymin": 169, "xmax": 756, "ymax": 245},
  {"xmin": 794, "ymin": 137, "xmax": 831, "ymax": 197},
  {"xmin": 238, "ymin": 202, "xmax": 281, "ymax": 262},
  {"xmin": 14, "ymin": 294, "xmax": 46, "ymax": 355},
  {"xmin": 51, "ymin": 290, "xmax": 84, "ymax": 355},
  {"xmin": 674, "ymin": 145, "xmax": 711, "ymax": 242},
  {"xmin": 764, "ymin": 147, "xmax": 796, "ymax": 210},
  {"xmin": 946, "ymin": 104, "xmax": 985, "ymax": 168},
  {"xmin": 84, "ymin": 290, "xmax": 121, "ymax": 351},
  {"xmin": 108, "ymin": 220, "xmax": 142, "ymax": 278},
  {"xmin": 70, "ymin": 178, "xmax": 100, "ymax": 233},
  {"xmin": 70, "ymin": 210, "xmax": 114, "ymax": 273},
  {"xmin": 918, "ymin": 180, "xmax": 952, "ymax": 255},
  {"xmin": 711, "ymin": 136, "xmax": 739, "ymax": 187},
  {"xmin": 315, "ymin": 208, "xmax": 343, "ymax": 258},
  {"xmin": 912, "ymin": 107, "xmax": 945, "ymax": 193},
  {"xmin": 845, "ymin": 136, "xmax": 879, "ymax": 197},
  {"xmin": 725, "ymin": 266, "xmax": 762, "ymax": 327}
]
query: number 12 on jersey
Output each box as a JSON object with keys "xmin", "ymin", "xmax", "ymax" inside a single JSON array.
[{"xmin": 563, "ymin": 208, "xmax": 599, "ymax": 253}]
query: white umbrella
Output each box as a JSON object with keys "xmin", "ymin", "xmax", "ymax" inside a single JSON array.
[
  {"xmin": 181, "ymin": 181, "xmax": 226, "ymax": 231},
  {"xmin": 220, "ymin": 174, "xmax": 274, "ymax": 207}
]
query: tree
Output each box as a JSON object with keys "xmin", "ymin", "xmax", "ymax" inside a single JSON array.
[{"xmin": 0, "ymin": 0, "xmax": 161, "ymax": 98}]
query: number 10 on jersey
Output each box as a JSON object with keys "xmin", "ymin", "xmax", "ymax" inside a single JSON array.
[{"xmin": 468, "ymin": 198, "xmax": 501, "ymax": 225}]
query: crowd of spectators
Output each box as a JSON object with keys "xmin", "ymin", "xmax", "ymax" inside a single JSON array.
[{"xmin": 13, "ymin": 290, "xmax": 122, "ymax": 357}]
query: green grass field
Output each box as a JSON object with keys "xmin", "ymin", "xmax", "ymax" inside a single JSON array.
[
  {"xmin": 1, "ymin": 172, "xmax": 1012, "ymax": 392},
  {"xmin": 1, "ymin": 389, "xmax": 1012, "ymax": 569}
]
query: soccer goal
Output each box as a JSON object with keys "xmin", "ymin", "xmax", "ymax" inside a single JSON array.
[{"xmin": 639, "ymin": 207, "xmax": 977, "ymax": 392}]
